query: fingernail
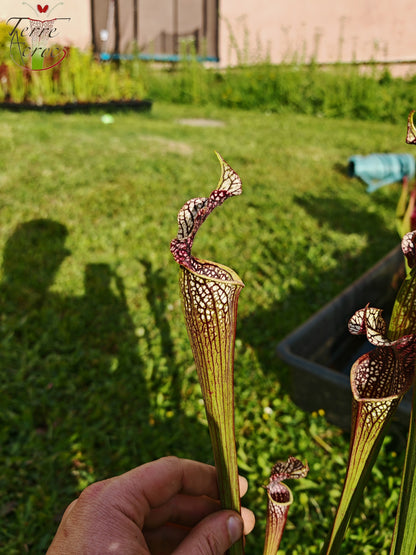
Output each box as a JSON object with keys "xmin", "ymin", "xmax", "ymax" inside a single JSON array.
[{"xmin": 227, "ymin": 515, "xmax": 243, "ymax": 544}]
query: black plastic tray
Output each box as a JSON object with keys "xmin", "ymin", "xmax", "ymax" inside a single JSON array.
[
  {"xmin": 277, "ymin": 245, "xmax": 412, "ymax": 430},
  {"xmin": 0, "ymin": 99, "xmax": 153, "ymax": 113}
]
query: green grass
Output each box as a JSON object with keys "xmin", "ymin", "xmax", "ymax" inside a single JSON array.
[
  {"xmin": 144, "ymin": 61, "xmax": 416, "ymax": 124},
  {"xmin": 0, "ymin": 102, "xmax": 412, "ymax": 554}
]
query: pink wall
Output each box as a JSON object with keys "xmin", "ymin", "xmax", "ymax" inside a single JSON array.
[{"xmin": 219, "ymin": 0, "xmax": 416, "ymax": 74}]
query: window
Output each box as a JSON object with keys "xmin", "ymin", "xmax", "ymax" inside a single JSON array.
[{"xmin": 91, "ymin": 0, "xmax": 219, "ymax": 61}]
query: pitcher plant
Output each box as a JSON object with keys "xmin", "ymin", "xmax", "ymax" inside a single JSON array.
[{"xmin": 171, "ymin": 152, "xmax": 245, "ymax": 554}]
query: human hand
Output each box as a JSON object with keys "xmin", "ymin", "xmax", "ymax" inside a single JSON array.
[{"xmin": 47, "ymin": 456, "xmax": 255, "ymax": 554}]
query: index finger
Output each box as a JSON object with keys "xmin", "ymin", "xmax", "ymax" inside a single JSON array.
[
  {"xmin": 105, "ymin": 457, "xmax": 221, "ymax": 525},
  {"xmin": 133, "ymin": 456, "xmax": 221, "ymax": 501}
]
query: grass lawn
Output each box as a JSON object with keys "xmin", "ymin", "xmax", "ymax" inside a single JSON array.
[{"xmin": 0, "ymin": 102, "xmax": 412, "ymax": 554}]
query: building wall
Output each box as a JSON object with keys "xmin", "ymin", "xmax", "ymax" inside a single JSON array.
[{"xmin": 219, "ymin": 0, "xmax": 416, "ymax": 74}]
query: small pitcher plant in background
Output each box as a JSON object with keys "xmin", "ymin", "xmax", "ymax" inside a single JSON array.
[
  {"xmin": 318, "ymin": 114, "xmax": 416, "ymax": 554},
  {"xmin": 263, "ymin": 457, "xmax": 309, "ymax": 555},
  {"xmin": 171, "ymin": 153, "xmax": 245, "ymax": 555},
  {"xmin": 322, "ymin": 294, "xmax": 416, "ymax": 553}
]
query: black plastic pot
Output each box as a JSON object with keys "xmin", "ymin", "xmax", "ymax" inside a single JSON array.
[{"xmin": 277, "ymin": 245, "xmax": 412, "ymax": 430}]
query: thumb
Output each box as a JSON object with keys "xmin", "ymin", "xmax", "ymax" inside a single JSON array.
[{"xmin": 173, "ymin": 510, "xmax": 243, "ymax": 555}]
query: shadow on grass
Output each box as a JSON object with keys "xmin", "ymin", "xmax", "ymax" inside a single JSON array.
[
  {"xmin": 1, "ymin": 219, "xmax": 210, "ymax": 551},
  {"xmin": 140, "ymin": 258, "xmax": 181, "ymax": 409}
]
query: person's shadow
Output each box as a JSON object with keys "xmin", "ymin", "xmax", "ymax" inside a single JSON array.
[
  {"xmin": 1, "ymin": 218, "xmax": 212, "ymax": 551},
  {"xmin": 1, "ymin": 218, "xmax": 151, "ymax": 481}
]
